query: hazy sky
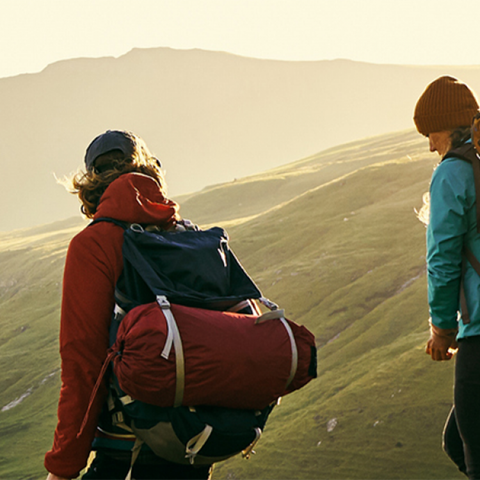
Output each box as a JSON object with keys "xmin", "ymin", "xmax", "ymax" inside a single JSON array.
[{"xmin": 1, "ymin": 0, "xmax": 479, "ymax": 79}]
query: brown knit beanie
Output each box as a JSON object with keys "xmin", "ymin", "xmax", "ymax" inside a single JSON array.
[{"xmin": 414, "ymin": 76, "xmax": 479, "ymax": 136}]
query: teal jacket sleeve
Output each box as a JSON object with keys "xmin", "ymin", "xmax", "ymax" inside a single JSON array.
[{"xmin": 427, "ymin": 158, "xmax": 474, "ymax": 329}]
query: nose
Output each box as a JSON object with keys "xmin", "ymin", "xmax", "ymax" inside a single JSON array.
[{"xmin": 429, "ymin": 137, "xmax": 436, "ymax": 153}]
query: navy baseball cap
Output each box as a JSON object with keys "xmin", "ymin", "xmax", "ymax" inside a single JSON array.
[{"xmin": 84, "ymin": 130, "xmax": 135, "ymax": 170}]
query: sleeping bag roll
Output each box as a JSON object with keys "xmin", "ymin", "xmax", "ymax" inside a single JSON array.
[{"xmin": 110, "ymin": 301, "xmax": 317, "ymax": 410}]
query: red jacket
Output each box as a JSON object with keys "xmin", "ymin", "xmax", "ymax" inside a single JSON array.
[{"xmin": 44, "ymin": 173, "xmax": 179, "ymax": 478}]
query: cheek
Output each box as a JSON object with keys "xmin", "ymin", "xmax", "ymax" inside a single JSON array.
[{"xmin": 442, "ymin": 137, "xmax": 452, "ymax": 153}]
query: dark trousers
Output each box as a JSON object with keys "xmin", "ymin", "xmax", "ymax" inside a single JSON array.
[
  {"xmin": 444, "ymin": 336, "xmax": 480, "ymax": 479},
  {"xmin": 82, "ymin": 449, "xmax": 212, "ymax": 480}
]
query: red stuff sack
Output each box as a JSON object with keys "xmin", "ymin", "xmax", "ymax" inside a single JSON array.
[{"xmin": 110, "ymin": 296, "xmax": 317, "ymax": 410}]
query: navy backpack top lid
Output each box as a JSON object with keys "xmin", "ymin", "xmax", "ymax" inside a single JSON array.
[{"xmin": 92, "ymin": 218, "xmax": 262, "ymax": 310}]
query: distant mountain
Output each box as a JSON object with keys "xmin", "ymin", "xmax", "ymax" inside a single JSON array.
[
  {"xmin": 1, "ymin": 46, "xmax": 480, "ymax": 231},
  {"xmin": 0, "ymin": 130, "xmax": 462, "ymax": 479}
]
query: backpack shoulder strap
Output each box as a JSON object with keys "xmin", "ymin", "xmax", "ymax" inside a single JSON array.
[
  {"xmin": 444, "ymin": 143, "xmax": 480, "ymax": 234},
  {"xmin": 90, "ymin": 217, "xmax": 198, "ymax": 232},
  {"xmin": 89, "ymin": 217, "xmax": 128, "ymax": 229},
  {"xmin": 443, "ymin": 143, "xmax": 477, "ymax": 164},
  {"xmin": 445, "ymin": 144, "xmax": 480, "ymax": 323}
]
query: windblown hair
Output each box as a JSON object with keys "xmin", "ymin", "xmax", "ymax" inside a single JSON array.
[
  {"xmin": 65, "ymin": 134, "xmax": 167, "ymax": 218},
  {"xmin": 416, "ymin": 191, "xmax": 431, "ymax": 227},
  {"xmin": 450, "ymin": 126, "xmax": 472, "ymax": 149},
  {"xmin": 416, "ymin": 126, "xmax": 472, "ymax": 226}
]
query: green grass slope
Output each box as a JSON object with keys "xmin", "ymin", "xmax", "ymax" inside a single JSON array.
[
  {"xmin": 0, "ymin": 130, "xmax": 462, "ymax": 479},
  {"xmin": 213, "ymin": 138, "xmax": 459, "ymax": 480},
  {"xmin": 0, "ymin": 217, "xmax": 86, "ymax": 479},
  {"xmin": 176, "ymin": 129, "xmax": 426, "ymax": 228}
]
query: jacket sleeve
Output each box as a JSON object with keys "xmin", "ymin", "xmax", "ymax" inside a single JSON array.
[
  {"xmin": 44, "ymin": 226, "xmax": 123, "ymax": 478},
  {"xmin": 427, "ymin": 159, "xmax": 474, "ymax": 329}
]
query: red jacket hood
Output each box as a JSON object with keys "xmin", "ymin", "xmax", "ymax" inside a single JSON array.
[{"xmin": 94, "ymin": 173, "xmax": 179, "ymax": 227}]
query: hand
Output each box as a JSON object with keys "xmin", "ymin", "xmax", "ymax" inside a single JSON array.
[
  {"xmin": 425, "ymin": 321, "xmax": 458, "ymax": 361},
  {"xmin": 46, "ymin": 473, "xmax": 70, "ymax": 480}
]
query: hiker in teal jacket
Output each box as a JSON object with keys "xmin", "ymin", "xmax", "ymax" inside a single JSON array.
[
  {"xmin": 427, "ymin": 143, "xmax": 480, "ymax": 338},
  {"xmin": 414, "ymin": 76, "xmax": 480, "ymax": 479}
]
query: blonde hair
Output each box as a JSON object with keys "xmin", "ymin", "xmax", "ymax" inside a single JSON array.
[{"xmin": 416, "ymin": 192, "xmax": 430, "ymax": 226}]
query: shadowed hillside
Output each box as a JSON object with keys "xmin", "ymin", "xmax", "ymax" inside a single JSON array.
[
  {"xmin": 2, "ymin": 46, "xmax": 480, "ymax": 231},
  {"xmin": 0, "ymin": 130, "xmax": 462, "ymax": 479}
]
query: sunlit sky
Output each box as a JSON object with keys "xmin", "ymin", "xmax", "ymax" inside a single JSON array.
[{"xmin": 1, "ymin": 0, "xmax": 479, "ymax": 79}]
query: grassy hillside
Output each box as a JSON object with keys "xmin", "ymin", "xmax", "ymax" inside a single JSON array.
[
  {"xmin": 212, "ymin": 133, "xmax": 459, "ymax": 480},
  {"xmin": 176, "ymin": 129, "xmax": 426, "ymax": 227},
  {"xmin": 0, "ymin": 130, "xmax": 462, "ymax": 479},
  {"xmin": 0, "ymin": 217, "xmax": 86, "ymax": 479}
]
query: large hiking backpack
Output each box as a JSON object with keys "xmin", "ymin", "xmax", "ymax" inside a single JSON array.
[{"xmin": 81, "ymin": 218, "xmax": 317, "ymax": 470}]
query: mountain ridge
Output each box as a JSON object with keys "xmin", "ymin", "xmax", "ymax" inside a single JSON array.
[{"xmin": 2, "ymin": 45, "xmax": 480, "ymax": 231}]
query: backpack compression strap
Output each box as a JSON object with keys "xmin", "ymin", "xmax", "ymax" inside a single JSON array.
[
  {"xmin": 255, "ymin": 308, "xmax": 298, "ymax": 391},
  {"xmin": 157, "ymin": 295, "xmax": 185, "ymax": 408}
]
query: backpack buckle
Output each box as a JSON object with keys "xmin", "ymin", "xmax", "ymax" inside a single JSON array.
[
  {"xmin": 130, "ymin": 223, "xmax": 144, "ymax": 233},
  {"xmin": 156, "ymin": 295, "xmax": 171, "ymax": 309}
]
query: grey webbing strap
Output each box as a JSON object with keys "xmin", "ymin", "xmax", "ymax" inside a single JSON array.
[
  {"xmin": 185, "ymin": 424, "xmax": 213, "ymax": 464},
  {"xmin": 227, "ymin": 300, "xmax": 251, "ymax": 313},
  {"xmin": 114, "ymin": 303, "xmax": 127, "ymax": 321},
  {"xmin": 279, "ymin": 317, "xmax": 298, "ymax": 389},
  {"xmin": 156, "ymin": 296, "xmax": 185, "ymax": 407},
  {"xmin": 255, "ymin": 311, "xmax": 298, "ymax": 389},
  {"xmin": 120, "ymin": 394, "xmax": 134, "ymax": 406},
  {"xmin": 258, "ymin": 296, "xmax": 279, "ymax": 311},
  {"xmin": 125, "ymin": 437, "xmax": 144, "ymax": 480},
  {"xmin": 255, "ymin": 309, "xmax": 285, "ymax": 323},
  {"xmin": 228, "ymin": 299, "xmax": 261, "ymax": 315},
  {"xmin": 242, "ymin": 427, "xmax": 262, "ymax": 459}
]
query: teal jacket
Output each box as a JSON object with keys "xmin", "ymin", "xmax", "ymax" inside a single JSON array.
[{"xmin": 427, "ymin": 141, "xmax": 480, "ymax": 339}]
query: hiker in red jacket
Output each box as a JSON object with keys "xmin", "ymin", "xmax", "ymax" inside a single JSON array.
[{"xmin": 45, "ymin": 130, "xmax": 212, "ymax": 480}]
